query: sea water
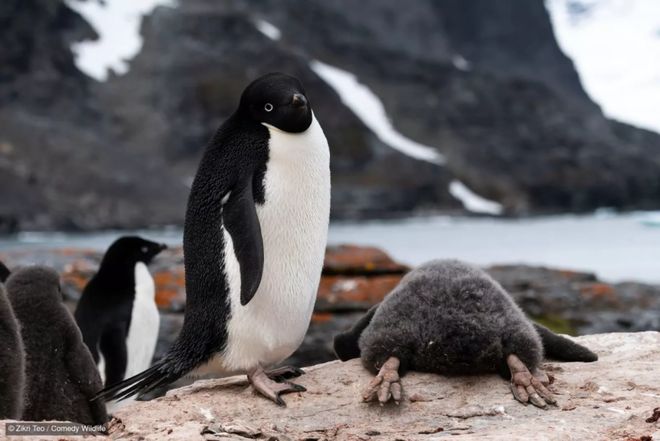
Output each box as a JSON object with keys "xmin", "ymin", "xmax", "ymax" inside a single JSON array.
[{"xmin": 0, "ymin": 211, "xmax": 658, "ymax": 284}]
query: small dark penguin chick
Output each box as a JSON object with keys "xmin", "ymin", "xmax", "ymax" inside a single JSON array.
[
  {"xmin": 6, "ymin": 266, "xmax": 108, "ymax": 425},
  {"xmin": 334, "ymin": 260, "xmax": 597, "ymax": 408},
  {"xmin": 0, "ymin": 270, "xmax": 25, "ymax": 420}
]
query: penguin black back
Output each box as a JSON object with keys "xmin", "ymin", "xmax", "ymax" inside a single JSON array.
[
  {"xmin": 7, "ymin": 266, "xmax": 108, "ymax": 425},
  {"xmin": 0, "ymin": 275, "xmax": 25, "ymax": 420},
  {"xmin": 75, "ymin": 236, "xmax": 166, "ymax": 386}
]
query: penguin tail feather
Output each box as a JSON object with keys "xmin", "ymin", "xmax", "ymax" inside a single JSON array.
[
  {"xmin": 534, "ymin": 323, "xmax": 598, "ymax": 362},
  {"xmin": 333, "ymin": 304, "xmax": 380, "ymax": 361},
  {"xmin": 92, "ymin": 359, "xmax": 180, "ymax": 403}
]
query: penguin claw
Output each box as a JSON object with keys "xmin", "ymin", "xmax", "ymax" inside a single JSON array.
[
  {"xmin": 265, "ymin": 365, "xmax": 306, "ymax": 381},
  {"xmin": 248, "ymin": 367, "xmax": 307, "ymax": 406},
  {"xmin": 507, "ymin": 354, "xmax": 556, "ymax": 409},
  {"xmin": 288, "ymin": 382, "xmax": 307, "ymax": 393},
  {"xmin": 362, "ymin": 356, "xmax": 402, "ymax": 405}
]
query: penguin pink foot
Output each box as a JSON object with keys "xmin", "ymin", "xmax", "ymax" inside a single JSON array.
[
  {"xmin": 248, "ymin": 365, "xmax": 306, "ymax": 406},
  {"xmin": 362, "ymin": 356, "xmax": 402, "ymax": 405},
  {"xmin": 265, "ymin": 365, "xmax": 305, "ymax": 381},
  {"xmin": 507, "ymin": 354, "xmax": 556, "ymax": 408}
]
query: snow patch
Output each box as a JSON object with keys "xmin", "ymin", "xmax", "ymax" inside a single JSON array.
[
  {"xmin": 66, "ymin": 0, "xmax": 177, "ymax": 81},
  {"xmin": 452, "ymin": 55, "xmax": 471, "ymax": 71},
  {"xmin": 254, "ymin": 19, "xmax": 281, "ymax": 41},
  {"xmin": 546, "ymin": 0, "xmax": 660, "ymax": 134},
  {"xmin": 309, "ymin": 60, "xmax": 445, "ymax": 165},
  {"xmin": 449, "ymin": 180, "xmax": 503, "ymax": 215}
]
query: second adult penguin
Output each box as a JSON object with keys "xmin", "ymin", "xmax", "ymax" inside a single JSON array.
[
  {"xmin": 97, "ymin": 73, "xmax": 331, "ymax": 406},
  {"xmin": 75, "ymin": 236, "xmax": 167, "ymax": 387}
]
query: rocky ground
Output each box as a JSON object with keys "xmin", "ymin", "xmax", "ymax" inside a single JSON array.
[
  {"xmin": 1, "ymin": 244, "xmax": 658, "ymax": 372},
  {"xmin": 2, "ymin": 0, "xmax": 660, "ymax": 231},
  {"xmin": 2, "ymin": 332, "xmax": 659, "ymax": 440}
]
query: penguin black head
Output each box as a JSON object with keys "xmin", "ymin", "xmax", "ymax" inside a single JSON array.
[
  {"xmin": 0, "ymin": 260, "xmax": 10, "ymax": 283},
  {"xmin": 102, "ymin": 236, "xmax": 167, "ymax": 267},
  {"xmin": 239, "ymin": 72, "xmax": 313, "ymax": 133}
]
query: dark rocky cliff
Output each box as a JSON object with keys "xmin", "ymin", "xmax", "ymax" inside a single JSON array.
[{"xmin": 1, "ymin": 0, "xmax": 659, "ymax": 231}]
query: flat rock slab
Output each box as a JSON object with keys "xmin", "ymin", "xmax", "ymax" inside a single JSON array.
[{"xmin": 3, "ymin": 332, "xmax": 659, "ymax": 440}]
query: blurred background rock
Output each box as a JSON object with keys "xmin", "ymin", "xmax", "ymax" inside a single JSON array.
[{"xmin": 1, "ymin": 0, "xmax": 660, "ymax": 231}]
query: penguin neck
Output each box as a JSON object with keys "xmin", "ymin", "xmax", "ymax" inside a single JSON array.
[{"xmin": 94, "ymin": 260, "xmax": 139, "ymax": 292}]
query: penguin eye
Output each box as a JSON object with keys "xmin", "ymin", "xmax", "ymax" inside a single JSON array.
[
  {"xmin": 264, "ymin": 103, "xmax": 274, "ymax": 112},
  {"xmin": 141, "ymin": 246, "xmax": 149, "ymax": 253}
]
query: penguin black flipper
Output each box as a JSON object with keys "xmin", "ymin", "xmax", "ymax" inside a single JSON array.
[
  {"xmin": 0, "ymin": 261, "xmax": 10, "ymax": 283},
  {"xmin": 223, "ymin": 177, "xmax": 264, "ymax": 306},
  {"xmin": 533, "ymin": 323, "xmax": 598, "ymax": 362},
  {"xmin": 98, "ymin": 324, "xmax": 128, "ymax": 386},
  {"xmin": 334, "ymin": 304, "xmax": 380, "ymax": 361}
]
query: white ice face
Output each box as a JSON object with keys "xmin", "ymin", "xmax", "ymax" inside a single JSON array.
[
  {"xmin": 546, "ymin": 0, "xmax": 660, "ymax": 134},
  {"xmin": 66, "ymin": 0, "xmax": 177, "ymax": 81}
]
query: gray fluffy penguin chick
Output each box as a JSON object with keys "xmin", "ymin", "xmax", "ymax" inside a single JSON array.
[
  {"xmin": 6, "ymin": 266, "xmax": 108, "ymax": 425},
  {"xmin": 0, "ymin": 271, "xmax": 25, "ymax": 420},
  {"xmin": 334, "ymin": 259, "xmax": 598, "ymax": 408}
]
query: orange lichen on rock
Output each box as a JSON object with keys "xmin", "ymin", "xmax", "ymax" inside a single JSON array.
[
  {"xmin": 154, "ymin": 268, "xmax": 186, "ymax": 310},
  {"xmin": 311, "ymin": 312, "xmax": 333, "ymax": 323},
  {"xmin": 61, "ymin": 270, "xmax": 92, "ymax": 293},
  {"xmin": 323, "ymin": 245, "xmax": 409, "ymax": 275},
  {"xmin": 579, "ymin": 283, "xmax": 618, "ymax": 303},
  {"xmin": 316, "ymin": 274, "xmax": 402, "ymax": 309}
]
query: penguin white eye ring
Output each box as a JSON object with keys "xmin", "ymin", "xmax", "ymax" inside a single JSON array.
[{"xmin": 264, "ymin": 103, "xmax": 273, "ymax": 112}]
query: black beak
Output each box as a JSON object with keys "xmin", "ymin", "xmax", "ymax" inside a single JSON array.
[
  {"xmin": 159, "ymin": 244, "xmax": 168, "ymax": 251},
  {"xmin": 291, "ymin": 93, "xmax": 307, "ymax": 108}
]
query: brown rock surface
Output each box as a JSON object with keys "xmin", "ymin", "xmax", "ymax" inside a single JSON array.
[
  {"xmin": 316, "ymin": 275, "xmax": 403, "ymax": 311},
  {"xmin": 4, "ymin": 332, "xmax": 658, "ymax": 440},
  {"xmin": 323, "ymin": 245, "xmax": 410, "ymax": 275}
]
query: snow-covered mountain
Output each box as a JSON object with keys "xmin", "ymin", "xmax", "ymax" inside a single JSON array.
[
  {"xmin": 546, "ymin": 0, "xmax": 660, "ymax": 134},
  {"xmin": 3, "ymin": 0, "xmax": 660, "ymax": 231}
]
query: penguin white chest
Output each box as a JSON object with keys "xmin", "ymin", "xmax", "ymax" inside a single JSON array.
[
  {"xmin": 124, "ymin": 262, "xmax": 160, "ymax": 378},
  {"xmin": 221, "ymin": 116, "xmax": 331, "ymax": 372}
]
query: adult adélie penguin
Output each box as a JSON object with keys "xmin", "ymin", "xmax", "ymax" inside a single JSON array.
[{"xmin": 95, "ymin": 73, "xmax": 331, "ymax": 406}]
